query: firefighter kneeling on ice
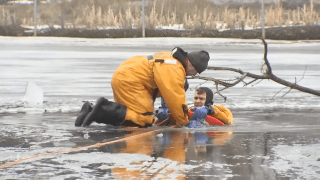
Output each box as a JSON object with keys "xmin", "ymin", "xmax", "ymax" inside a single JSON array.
[
  {"xmin": 75, "ymin": 47, "xmax": 210, "ymax": 127},
  {"xmin": 154, "ymin": 87, "xmax": 233, "ymax": 127}
]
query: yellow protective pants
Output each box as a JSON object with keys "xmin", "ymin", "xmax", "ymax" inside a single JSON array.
[{"xmin": 111, "ymin": 70, "xmax": 155, "ymax": 127}]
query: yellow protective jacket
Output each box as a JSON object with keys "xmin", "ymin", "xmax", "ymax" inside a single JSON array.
[
  {"xmin": 210, "ymin": 105, "xmax": 233, "ymax": 125},
  {"xmin": 112, "ymin": 49, "xmax": 189, "ymax": 127}
]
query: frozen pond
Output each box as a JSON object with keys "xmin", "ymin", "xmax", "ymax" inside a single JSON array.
[{"xmin": 0, "ymin": 37, "xmax": 320, "ymax": 179}]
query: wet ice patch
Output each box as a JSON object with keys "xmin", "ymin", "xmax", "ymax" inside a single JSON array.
[
  {"xmin": 269, "ymin": 144, "xmax": 320, "ymax": 179},
  {"xmin": 0, "ymin": 151, "xmax": 198, "ymax": 179},
  {"xmin": 190, "ymin": 161, "xmax": 236, "ymax": 179}
]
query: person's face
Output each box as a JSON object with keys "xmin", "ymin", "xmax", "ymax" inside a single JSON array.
[
  {"xmin": 194, "ymin": 145, "xmax": 207, "ymax": 156},
  {"xmin": 186, "ymin": 59, "xmax": 198, "ymax": 76},
  {"xmin": 194, "ymin": 91, "xmax": 206, "ymax": 107}
]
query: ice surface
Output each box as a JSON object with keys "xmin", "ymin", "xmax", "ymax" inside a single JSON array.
[
  {"xmin": 0, "ymin": 37, "xmax": 319, "ymax": 179},
  {"xmin": 0, "ymin": 37, "xmax": 319, "ymax": 114},
  {"xmin": 269, "ymin": 144, "xmax": 320, "ymax": 179}
]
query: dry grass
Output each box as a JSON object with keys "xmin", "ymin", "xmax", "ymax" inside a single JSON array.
[{"xmin": 1, "ymin": 0, "xmax": 319, "ymax": 30}]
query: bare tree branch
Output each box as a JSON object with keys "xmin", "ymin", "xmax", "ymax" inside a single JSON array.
[
  {"xmin": 206, "ymin": 66, "xmax": 268, "ymax": 79},
  {"xmin": 269, "ymin": 73, "xmax": 320, "ymax": 96},
  {"xmin": 215, "ymin": 82, "xmax": 227, "ymax": 102},
  {"xmin": 271, "ymin": 86, "xmax": 289, "ymax": 100},
  {"xmin": 188, "ymin": 73, "xmax": 248, "ymax": 88},
  {"xmin": 297, "ymin": 66, "xmax": 307, "ymax": 83},
  {"xmin": 189, "ymin": 39, "xmax": 320, "ymax": 97},
  {"xmin": 251, "ymin": 79, "xmax": 264, "ymax": 87},
  {"xmin": 282, "ymin": 88, "xmax": 292, "ymax": 97},
  {"xmin": 262, "ymin": 39, "xmax": 273, "ymax": 75}
]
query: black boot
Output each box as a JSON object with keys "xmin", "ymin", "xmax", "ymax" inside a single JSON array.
[
  {"xmin": 81, "ymin": 97, "xmax": 127, "ymax": 127},
  {"xmin": 75, "ymin": 101, "xmax": 93, "ymax": 127}
]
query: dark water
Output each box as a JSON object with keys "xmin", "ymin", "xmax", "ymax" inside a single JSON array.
[
  {"xmin": 0, "ymin": 37, "xmax": 319, "ymax": 179},
  {"xmin": 0, "ymin": 110, "xmax": 319, "ymax": 179}
]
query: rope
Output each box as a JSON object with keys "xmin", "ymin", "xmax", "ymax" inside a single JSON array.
[{"xmin": 0, "ymin": 128, "xmax": 163, "ymax": 169}]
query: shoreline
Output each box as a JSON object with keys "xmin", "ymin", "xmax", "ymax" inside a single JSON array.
[{"xmin": 1, "ymin": 24, "xmax": 320, "ymax": 40}]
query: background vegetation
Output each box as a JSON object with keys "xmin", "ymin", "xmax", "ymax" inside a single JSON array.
[{"xmin": 0, "ymin": 0, "xmax": 319, "ymax": 39}]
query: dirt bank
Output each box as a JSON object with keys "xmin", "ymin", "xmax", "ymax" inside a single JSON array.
[{"xmin": 0, "ymin": 24, "xmax": 320, "ymax": 40}]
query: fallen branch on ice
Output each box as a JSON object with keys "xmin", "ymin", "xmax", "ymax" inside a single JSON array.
[{"xmin": 188, "ymin": 39, "xmax": 320, "ymax": 100}]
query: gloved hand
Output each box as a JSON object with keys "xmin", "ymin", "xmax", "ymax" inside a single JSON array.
[
  {"xmin": 191, "ymin": 106, "xmax": 209, "ymax": 122},
  {"xmin": 206, "ymin": 105, "xmax": 215, "ymax": 115},
  {"xmin": 187, "ymin": 120, "xmax": 204, "ymax": 128},
  {"xmin": 155, "ymin": 106, "xmax": 169, "ymax": 121},
  {"xmin": 155, "ymin": 97, "xmax": 169, "ymax": 122}
]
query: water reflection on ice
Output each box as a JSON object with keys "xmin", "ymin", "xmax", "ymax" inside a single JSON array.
[{"xmin": 269, "ymin": 144, "xmax": 320, "ymax": 179}]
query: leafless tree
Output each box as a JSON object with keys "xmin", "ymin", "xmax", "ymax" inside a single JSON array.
[{"xmin": 188, "ymin": 39, "xmax": 320, "ymax": 101}]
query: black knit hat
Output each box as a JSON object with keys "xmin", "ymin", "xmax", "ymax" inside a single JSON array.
[
  {"xmin": 198, "ymin": 87, "xmax": 214, "ymax": 105},
  {"xmin": 187, "ymin": 51, "xmax": 210, "ymax": 74}
]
